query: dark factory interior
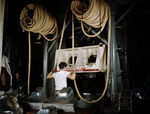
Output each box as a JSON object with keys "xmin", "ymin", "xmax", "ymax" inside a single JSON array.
[{"xmin": 0, "ymin": 0, "xmax": 150, "ymax": 114}]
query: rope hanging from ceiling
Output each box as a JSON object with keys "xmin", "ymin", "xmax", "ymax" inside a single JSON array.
[
  {"xmin": 20, "ymin": 3, "xmax": 58, "ymax": 41},
  {"xmin": 71, "ymin": 0, "xmax": 110, "ymax": 37},
  {"xmin": 19, "ymin": 3, "xmax": 58, "ymax": 94},
  {"xmin": 71, "ymin": 0, "xmax": 111, "ymax": 103}
]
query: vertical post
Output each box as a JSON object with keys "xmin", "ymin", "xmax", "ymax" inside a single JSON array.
[
  {"xmin": 110, "ymin": 9, "xmax": 122, "ymax": 103},
  {"xmin": 110, "ymin": 11, "xmax": 117, "ymax": 98},
  {"xmin": 43, "ymin": 39, "xmax": 49, "ymax": 88},
  {"xmin": 122, "ymin": 22, "xmax": 129, "ymax": 89},
  {"xmin": 0, "ymin": 0, "xmax": 5, "ymax": 74}
]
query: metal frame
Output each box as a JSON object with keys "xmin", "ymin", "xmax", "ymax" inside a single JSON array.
[{"xmin": 0, "ymin": 0, "xmax": 5, "ymax": 74}]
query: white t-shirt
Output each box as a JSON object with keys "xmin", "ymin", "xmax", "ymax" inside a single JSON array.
[{"xmin": 52, "ymin": 70, "xmax": 70, "ymax": 90}]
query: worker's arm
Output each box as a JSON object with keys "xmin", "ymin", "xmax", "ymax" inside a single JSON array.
[
  {"xmin": 46, "ymin": 71, "xmax": 53, "ymax": 79},
  {"xmin": 67, "ymin": 71, "xmax": 76, "ymax": 80},
  {"xmin": 47, "ymin": 66, "xmax": 57, "ymax": 79}
]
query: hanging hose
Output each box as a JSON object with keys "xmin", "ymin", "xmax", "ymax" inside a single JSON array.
[
  {"xmin": 71, "ymin": 1, "xmax": 112, "ymax": 103},
  {"xmin": 72, "ymin": 14, "xmax": 76, "ymax": 80},
  {"xmin": 27, "ymin": 32, "xmax": 31, "ymax": 94},
  {"xmin": 20, "ymin": 3, "xmax": 58, "ymax": 41},
  {"xmin": 20, "ymin": 3, "xmax": 58, "ymax": 94},
  {"xmin": 71, "ymin": 0, "xmax": 109, "ymax": 37}
]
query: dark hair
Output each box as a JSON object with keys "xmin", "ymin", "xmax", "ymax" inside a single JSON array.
[{"xmin": 59, "ymin": 62, "xmax": 67, "ymax": 69}]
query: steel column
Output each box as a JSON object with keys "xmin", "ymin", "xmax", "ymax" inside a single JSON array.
[{"xmin": 0, "ymin": 0, "xmax": 5, "ymax": 74}]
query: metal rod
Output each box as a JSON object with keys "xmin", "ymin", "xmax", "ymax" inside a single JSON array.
[
  {"xmin": 0, "ymin": 0, "xmax": 5, "ymax": 74},
  {"xmin": 115, "ymin": 3, "xmax": 135, "ymax": 25},
  {"xmin": 43, "ymin": 39, "xmax": 49, "ymax": 88}
]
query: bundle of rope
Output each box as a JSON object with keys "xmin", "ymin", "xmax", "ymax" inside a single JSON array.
[
  {"xmin": 20, "ymin": 3, "xmax": 58, "ymax": 41},
  {"xmin": 71, "ymin": 0, "xmax": 110, "ymax": 37},
  {"xmin": 20, "ymin": 3, "xmax": 58, "ymax": 94},
  {"xmin": 71, "ymin": 0, "xmax": 111, "ymax": 103}
]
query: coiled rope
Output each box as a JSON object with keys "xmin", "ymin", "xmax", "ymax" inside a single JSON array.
[
  {"xmin": 71, "ymin": 0, "xmax": 111, "ymax": 103},
  {"xmin": 20, "ymin": 3, "xmax": 58, "ymax": 41},
  {"xmin": 71, "ymin": 0, "xmax": 109, "ymax": 37},
  {"xmin": 20, "ymin": 3, "xmax": 58, "ymax": 94}
]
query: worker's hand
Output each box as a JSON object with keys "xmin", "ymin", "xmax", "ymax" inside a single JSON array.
[
  {"xmin": 46, "ymin": 71, "xmax": 53, "ymax": 79},
  {"xmin": 71, "ymin": 70, "xmax": 76, "ymax": 80},
  {"xmin": 72, "ymin": 70, "xmax": 76, "ymax": 74},
  {"xmin": 67, "ymin": 70, "xmax": 76, "ymax": 80},
  {"xmin": 72, "ymin": 73, "xmax": 76, "ymax": 80}
]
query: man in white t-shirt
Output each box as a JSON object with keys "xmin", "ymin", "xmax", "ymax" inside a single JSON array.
[{"xmin": 47, "ymin": 62, "xmax": 76, "ymax": 91}]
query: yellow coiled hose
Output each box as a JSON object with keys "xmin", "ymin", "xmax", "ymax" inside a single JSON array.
[
  {"xmin": 71, "ymin": 0, "xmax": 111, "ymax": 103},
  {"xmin": 71, "ymin": 0, "xmax": 110, "ymax": 37},
  {"xmin": 20, "ymin": 3, "xmax": 58, "ymax": 94},
  {"xmin": 20, "ymin": 3, "xmax": 58, "ymax": 41}
]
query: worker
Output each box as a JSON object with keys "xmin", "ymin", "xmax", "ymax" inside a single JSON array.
[{"xmin": 47, "ymin": 62, "xmax": 76, "ymax": 93}]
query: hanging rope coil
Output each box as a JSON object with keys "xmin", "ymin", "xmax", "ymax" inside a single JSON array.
[
  {"xmin": 20, "ymin": 3, "xmax": 58, "ymax": 94},
  {"xmin": 71, "ymin": 0, "xmax": 110, "ymax": 37},
  {"xmin": 71, "ymin": 0, "xmax": 112, "ymax": 103},
  {"xmin": 20, "ymin": 3, "xmax": 58, "ymax": 41}
]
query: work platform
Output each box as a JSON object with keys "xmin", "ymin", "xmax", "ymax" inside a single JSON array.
[{"xmin": 22, "ymin": 87, "xmax": 75, "ymax": 113}]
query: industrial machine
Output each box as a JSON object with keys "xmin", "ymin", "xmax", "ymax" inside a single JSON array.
[{"xmin": 0, "ymin": 0, "xmax": 137, "ymax": 113}]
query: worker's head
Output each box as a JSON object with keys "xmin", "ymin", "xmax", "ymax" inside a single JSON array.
[{"xmin": 59, "ymin": 62, "xmax": 67, "ymax": 69}]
